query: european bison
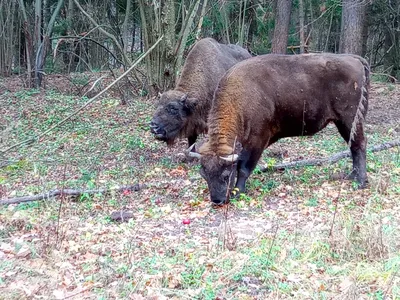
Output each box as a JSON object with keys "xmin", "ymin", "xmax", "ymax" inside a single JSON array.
[
  {"xmin": 150, "ymin": 38, "xmax": 251, "ymax": 148},
  {"xmin": 190, "ymin": 53, "xmax": 370, "ymax": 204}
]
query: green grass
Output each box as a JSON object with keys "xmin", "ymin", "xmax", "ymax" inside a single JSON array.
[{"xmin": 0, "ymin": 82, "xmax": 399, "ymax": 299}]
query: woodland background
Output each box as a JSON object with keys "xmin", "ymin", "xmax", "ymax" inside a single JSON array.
[
  {"xmin": 0, "ymin": 1, "xmax": 400, "ymax": 299},
  {"xmin": 0, "ymin": 0, "xmax": 399, "ymax": 94}
]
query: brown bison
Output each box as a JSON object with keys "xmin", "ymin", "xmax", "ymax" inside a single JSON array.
[
  {"xmin": 189, "ymin": 53, "xmax": 370, "ymax": 205},
  {"xmin": 150, "ymin": 38, "xmax": 251, "ymax": 148}
]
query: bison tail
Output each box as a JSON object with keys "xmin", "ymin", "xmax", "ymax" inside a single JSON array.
[{"xmin": 348, "ymin": 57, "xmax": 370, "ymax": 146}]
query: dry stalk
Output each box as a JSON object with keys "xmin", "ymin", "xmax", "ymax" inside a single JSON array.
[
  {"xmin": 55, "ymin": 161, "xmax": 67, "ymax": 247},
  {"xmin": 219, "ymin": 137, "xmax": 238, "ymax": 252}
]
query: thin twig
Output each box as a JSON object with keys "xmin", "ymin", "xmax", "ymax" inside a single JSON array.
[
  {"xmin": 266, "ymin": 222, "xmax": 279, "ymax": 263},
  {"xmin": 328, "ymin": 182, "xmax": 345, "ymax": 238},
  {"xmin": 55, "ymin": 163, "xmax": 67, "ymax": 245}
]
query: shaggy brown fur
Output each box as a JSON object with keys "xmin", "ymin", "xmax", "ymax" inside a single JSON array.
[
  {"xmin": 196, "ymin": 53, "xmax": 370, "ymax": 204},
  {"xmin": 150, "ymin": 38, "xmax": 251, "ymax": 147}
]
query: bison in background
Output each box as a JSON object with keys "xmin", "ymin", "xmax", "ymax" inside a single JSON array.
[
  {"xmin": 189, "ymin": 53, "xmax": 370, "ymax": 205},
  {"xmin": 150, "ymin": 38, "xmax": 251, "ymax": 148}
]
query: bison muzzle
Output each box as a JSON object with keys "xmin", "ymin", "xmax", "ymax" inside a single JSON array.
[{"xmin": 189, "ymin": 53, "xmax": 370, "ymax": 205}]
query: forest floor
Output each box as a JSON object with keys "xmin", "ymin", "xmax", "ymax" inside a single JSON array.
[{"xmin": 0, "ymin": 74, "xmax": 399, "ymax": 300}]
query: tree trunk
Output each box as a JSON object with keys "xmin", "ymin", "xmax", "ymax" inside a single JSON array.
[
  {"xmin": 161, "ymin": 0, "xmax": 176, "ymax": 90},
  {"xmin": 35, "ymin": 0, "xmax": 64, "ymax": 87},
  {"xmin": 18, "ymin": 0, "xmax": 33, "ymax": 86},
  {"xmin": 237, "ymin": 0, "xmax": 248, "ymax": 46},
  {"xmin": 221, "ymin": 0, "xmax": 230, "ymax": 44},
  {"xmin": 0, "ymin": 0, "xmax": 17, "ymax": 76},
  {"xmin": 246, "ymin": 0, "xmax": 257, "ymax": 48},
  {"xmin": 339, "ymin": 0, "xmax": 366, "ymax": 55},
  {"xmin": 271, "ymin": 0, "xmax": 292, "ymax": 54},
  {"xmin": 384, "ymin": 0, "xmax": 400, "ymax": 80},
  {"xmin": 34, "ymin": 0, "xmax": 42, "ymax": 50},
  {"xmin": 298, "ymin": 0, "xmax": 305, "ymax": 53},
  {"xmin": 196, "ymin": 0, "xmax": 208, "ymax": 40},
  {"xmin": 174, "ymin": 0, "xmax": 201, "ymax": 76},
  {"xmin": 122, "ymin": 0, "xmax": 132, "ymax": 53}
]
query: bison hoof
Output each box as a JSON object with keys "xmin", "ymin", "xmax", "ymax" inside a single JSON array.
[
  {"xmin": 230, "ymin": 187, "xmax": 246, "ymax": 199},
  {"xmin": 345, "ymin": 171, "xmax": 368, "ymax": 189},
  {"xmin": 356, "ymin": 179, "xmax": 368, "ymax": 190}
]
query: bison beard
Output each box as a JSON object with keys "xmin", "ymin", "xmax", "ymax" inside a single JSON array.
[
  {"xmin": 189, "ymin": 53, "xmax": 370, "ymax": 205},
  {"xmin": 150, "ymin": 38, "xmax": 251, "ymax": 148}
]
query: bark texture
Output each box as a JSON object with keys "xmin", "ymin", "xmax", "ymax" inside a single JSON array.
[
  {"xmin": 271, "ymin": 0, "xmax": 292, "ymax": 54},
  {"xmin": 339, "ymin": 0, "xmax": 366, "ymax": 55}
]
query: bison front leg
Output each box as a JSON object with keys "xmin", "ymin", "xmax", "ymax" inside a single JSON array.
[
  {"xmin": 188, "ymin": 135, "xmax": 198, "ymax": 150},
  {"xmin": 233, "ymin": 149, "xmax": 264, "ymax": 197}
]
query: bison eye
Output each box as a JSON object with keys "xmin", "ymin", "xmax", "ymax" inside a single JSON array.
[{"xmin": 167, "ymin": 105, "xmax": 179, "ymax": 115}]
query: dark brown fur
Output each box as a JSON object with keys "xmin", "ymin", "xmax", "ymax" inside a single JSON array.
[
  {"xmin": 150, "ymin": 38, "xmax": 251, "ymax": 147},
  {"xmin": 196, "ymin": 53, "xmax": 370, "ymax": 204}
]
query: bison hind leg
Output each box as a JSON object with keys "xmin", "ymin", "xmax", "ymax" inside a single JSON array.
[{"xmin": 334, "ymin": 120, "xmax": 368, "ymax": 188}]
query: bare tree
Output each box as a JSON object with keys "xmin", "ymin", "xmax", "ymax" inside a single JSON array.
[
  {"xmin": 18, "ymin": 0, "xmax": 33, "ymax": 85},
  {"xmin": 0, "ymin": 0, "xmax": 17, "ymax": 76},
  {"xmin": 122, "ymin": 0, "xmax": 132, "ymax": 53},
  {"xmin": 298, "ymin": 0, "xmax": 306, "ymax": 53},
  {"xmin": 35, "ymin": 0, "xmax": 64, "ymax": 87},
  {"xmin": 384, "ymin": 0, "xmax": 400, "ymax": 79},
  {"xmin": 271, "ymin": 0, "xmax": 292, "ymax": 54},
  {"xmin": 138, "ymin": 0, "xmax": 202, "ymax": 93},
  {"xmin": 339, "ymin": 0, "xmax": 366, "ymax": 55}
]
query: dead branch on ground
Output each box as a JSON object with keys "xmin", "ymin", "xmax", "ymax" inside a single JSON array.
[
  {"xmin": 0, "ymin": 184, "xmax": 143, "ymax": 205},
  {"xmin": 260, "ymin": 139, "xmax": 400, "ymax": 172}
]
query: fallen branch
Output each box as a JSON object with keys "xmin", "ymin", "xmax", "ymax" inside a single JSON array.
[
  {"xmin": 260, "ymin": 139, "xmax": 400, "ymax": 172},
  {"xmin": 371, "ymin": 72, "xmax": 398, "ymax": 83},
  {"xmin": 0, "ymin": 35, "xmax": 164, "ymax": 155},
  {"xmin": 0, "ymin": 184, "xmax": 143, "ymax": 205}
]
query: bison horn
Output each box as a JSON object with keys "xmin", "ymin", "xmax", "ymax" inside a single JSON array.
[
  {"xmin": 185, "ymin": 144, "xmax": 202, "ymax": 159},
  {"xmin": 180, "ymin": 94, "xmax": 188, "ymax": 102},
  {"xmin": 220, "ymin": 154, "xmax": 239, "ymax": 162},
  {"xmin": 188, "ymin": 152, "xmax": 202, "ymax": 159}
]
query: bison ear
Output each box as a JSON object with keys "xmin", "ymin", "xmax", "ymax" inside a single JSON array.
[{"xmin": 180, "ymin": 94, "xmax": 198, "ymax": 113}]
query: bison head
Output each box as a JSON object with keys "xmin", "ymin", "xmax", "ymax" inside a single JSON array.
[
  {"xmin": 188, "ymin": 143, "xmax": 239, "ymax": 205},
  {"xmin": 150, "ymin": 90, "xmax": 198, "ymax": 145}
]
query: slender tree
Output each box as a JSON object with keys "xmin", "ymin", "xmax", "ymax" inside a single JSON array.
[
  {"xmin": 271, "ymin": 0, "xmax": 292, "ymax": 54},
  {"xmin": 299, "ymin": 0, "xmax": 305, "ymax": 53},
  {"xmin": 339, "ymin": 0, "xmax": 366, "ymax": 55}
]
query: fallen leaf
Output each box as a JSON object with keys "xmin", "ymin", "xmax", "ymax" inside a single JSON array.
[
  {"xmin": 16, "ymin": 245, "xmax": 30, "ymax": 258},
  {"xmin": 53, "ymin": 289, "xmax": 65, "ymax": 300}
]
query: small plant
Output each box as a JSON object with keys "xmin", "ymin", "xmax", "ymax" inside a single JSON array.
[
  {"xmin": 126, "ymin": 135, "xmax": 145, "ymax": 149},
  {"xmin": 181, "ymin": 265, "xmax": 205, "ymax": 287},
  {"xmin": 305, "ymin": 197, "xmax": 318, "ymax": 207},
  {"xmin": 14, "ymin": 89, "xmax": 40, "ymax": 99},
  {"xmin": 261, "ymin": 179, "xmax": 278, "ymax": 193},
  {"xmin": 71, "ymin": 74, "xmax": 90, "ymax": 86}
]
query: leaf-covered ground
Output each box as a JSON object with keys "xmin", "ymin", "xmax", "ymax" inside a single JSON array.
[{"xmin": 0, "ymin": 75, "xmax": 399, "ymax": 299}]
